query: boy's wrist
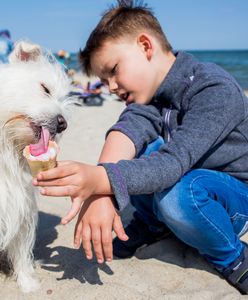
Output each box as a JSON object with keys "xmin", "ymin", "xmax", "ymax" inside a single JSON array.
[{"xmin": 95, "ymin": 166, "xmax": 113, "ymax": 195}]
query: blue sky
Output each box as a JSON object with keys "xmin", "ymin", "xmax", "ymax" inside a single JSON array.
[{"xmin": 1, "ymin": 0, "xmax": 248, "ymax": 52}]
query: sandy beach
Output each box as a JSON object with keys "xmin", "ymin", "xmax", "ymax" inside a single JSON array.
[{"xmin": 1, "ymin": 96, "xmax": 248, "ymax": 299}]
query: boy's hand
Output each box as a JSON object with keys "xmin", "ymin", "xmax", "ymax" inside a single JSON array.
[
  {"xmin": 74, "ymin": 195, "xmax": 128, "ymax": 263},
  {"xmin": 33, "ymin": 161, "xmax": 112, "ymax": 224}
]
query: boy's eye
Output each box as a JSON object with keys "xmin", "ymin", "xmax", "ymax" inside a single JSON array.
[{"xmin": 110, "ymin": 64, "xmax": 117, "ymax": 75}]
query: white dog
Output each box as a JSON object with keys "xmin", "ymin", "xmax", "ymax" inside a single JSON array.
[{"xmin": 0, "ymin": 41, "xmax": 72, "ymax": 292}]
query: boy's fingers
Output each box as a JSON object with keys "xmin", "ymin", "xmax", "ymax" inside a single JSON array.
[
  {"xmin": 74, "ymin": 220, "xmax": 82, "ymax": 249},
  {"xmin": 57, "ymin": 161, "xmax": 73, "ymax": 167},
  {"xmin": 91, "ymin": 226, "xmax": 104, "ymax": 263},
  {"xmin": 61, "ymin": 197, "xmax": 82, "ymax": 224},
  {"xmin": 36, "ymin": 168, "xmax": 65, "ymax": 181},
  {"xmin": 39, "ymin": 185, "xmax": 75, "ymax": 197},
  {"xmin": 113, "ymin": 215, "xmax": 129, "ymax": 241},
  {"xmin": 81, "ymin": 224, "xmax": 93, "ymax": 260},
  {"xmin": 36, "ymin": 163, "xmax": 76, "ymax": 181},
  {"xmin": 34, "ymin": 178, "xmax": 63, "ymax": 187},
  {"xmin": 33, "ymin": 175, "xmax": 74, "ymax": 187},
  {"xmin": 101, "ymin": 225, "xmax": 113, "ymax": 262}
]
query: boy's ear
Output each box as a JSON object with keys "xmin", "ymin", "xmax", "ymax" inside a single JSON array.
[{"xmin": 137, "ymin": 33, "xmax": 153, "ymax": 60}]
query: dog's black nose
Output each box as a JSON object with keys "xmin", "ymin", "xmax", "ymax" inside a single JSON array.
[{"xmin": 57, "ymin": 114, "xmax": 67, "ymax": 133}]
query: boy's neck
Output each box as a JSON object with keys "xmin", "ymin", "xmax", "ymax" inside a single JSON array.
[{"xmin": 156, "ymin": 51, "xmax": 176, "ymax": 88}]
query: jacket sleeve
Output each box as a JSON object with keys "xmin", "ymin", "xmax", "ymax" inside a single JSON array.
[
  {"xmin": 102, "ymin": 79, "xmax": 245, "ymax": 211},
  {"xmin": 106, "ymin": 103, "xmax": 163, "ymax": 156}
]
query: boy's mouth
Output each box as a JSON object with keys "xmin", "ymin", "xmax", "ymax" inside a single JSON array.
[{"xmin": 120, "ymin": 92, "xmax": 130, "ymax": 102}]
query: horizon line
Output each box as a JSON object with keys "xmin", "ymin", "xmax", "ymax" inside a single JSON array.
[{"xmin": 63, "ymin": 48, "xmax": 248, "ymax": 54}]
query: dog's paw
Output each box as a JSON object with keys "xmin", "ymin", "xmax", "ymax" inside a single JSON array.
[{"xmin": 17, "ymin": 271, "xmax": 40, "ymax": 293}]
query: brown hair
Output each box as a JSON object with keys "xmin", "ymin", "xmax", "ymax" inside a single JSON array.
[{"xmin": 79, "ymin": 0, "xmax": 172, "ymax": 76}]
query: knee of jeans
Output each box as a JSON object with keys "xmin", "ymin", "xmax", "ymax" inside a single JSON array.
[
  {"xmin": 154, "ymin": 189, "xmax": 190, "ymax": 226},
  {"xmin": 154, "ymin": 170, "xmax": 209, "ymax": 225}
]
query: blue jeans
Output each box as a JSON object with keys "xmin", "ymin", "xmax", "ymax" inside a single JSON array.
[{"xmin": 131, "ymin": 137, "xmax": 248, "ymax": 268}]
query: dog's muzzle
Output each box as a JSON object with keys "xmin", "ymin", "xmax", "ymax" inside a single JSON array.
[{"xmin": 31, "ymin": 114, "xmax": 67, "ymax": 142}]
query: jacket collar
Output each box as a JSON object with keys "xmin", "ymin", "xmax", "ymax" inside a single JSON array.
[{"xmin": 152, "ymin": 51, "xmax": 198, "ymax": 108}]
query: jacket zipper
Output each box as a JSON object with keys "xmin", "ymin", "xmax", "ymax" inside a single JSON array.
[{"xmin": 164, "ymin": 108, "xmax": 172, "ymax": 142}]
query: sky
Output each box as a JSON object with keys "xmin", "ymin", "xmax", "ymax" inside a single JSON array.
[{"xmin": 1, "ymin": 0, "xmax": 248, "ymax": 53}]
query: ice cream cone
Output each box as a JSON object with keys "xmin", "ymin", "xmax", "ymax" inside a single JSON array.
[{"xmin": 23, "ymin": 140, "xmax": 58, "ymax": 177}]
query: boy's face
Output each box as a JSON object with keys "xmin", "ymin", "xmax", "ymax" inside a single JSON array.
[{"xmin": 90, "ymin": 36, "xmax": 161, "ymax": 105}]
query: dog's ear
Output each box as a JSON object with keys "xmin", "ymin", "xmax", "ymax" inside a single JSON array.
[{"xmin": 9, "ymin": 41, "xmax": 42, "ymax": 63}]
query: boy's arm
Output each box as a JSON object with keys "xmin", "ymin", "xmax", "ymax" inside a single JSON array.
[
  {"xmin": 93, "ymin": 130, "xmax": 136, "ymax": 196},
  {"xmin": 74, "ymin": 130, "xmax": 135, "ymax": 263},
  {"xmin": 98, "ymin": 130, "xmax": 136, "ymax": 163}
]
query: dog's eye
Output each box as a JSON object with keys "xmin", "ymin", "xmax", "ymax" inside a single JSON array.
[{"xmin": 41, "ymin": 83, "xmax": 50, "ymax": 95}]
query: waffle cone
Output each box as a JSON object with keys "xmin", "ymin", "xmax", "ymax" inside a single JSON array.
[{"xmin": 23, "ymin": 141, "xmax": 58, "ymax": 177}]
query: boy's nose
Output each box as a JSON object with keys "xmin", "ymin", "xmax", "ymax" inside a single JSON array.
[{"xmin": 108, "ymin": 79, "xmax": 118, "ymax": 94}]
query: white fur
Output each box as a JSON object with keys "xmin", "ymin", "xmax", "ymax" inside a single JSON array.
[{"xmin": 0, "ymin": 41, "xmax": 72, "ymax": 292}]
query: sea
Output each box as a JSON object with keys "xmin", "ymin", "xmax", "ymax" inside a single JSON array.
[{"xmin": 67, "ymin": 50, "xmax": 248, "ymax": 90}]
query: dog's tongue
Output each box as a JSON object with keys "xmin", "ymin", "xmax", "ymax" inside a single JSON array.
[{"xmin": 29, "ymin": 127, "xmax": 50, "ymax": 156}]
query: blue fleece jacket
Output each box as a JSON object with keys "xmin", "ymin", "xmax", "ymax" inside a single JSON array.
[{"xmin": 101, "ymin": 51, "xmax": 248, "ymax": 211}]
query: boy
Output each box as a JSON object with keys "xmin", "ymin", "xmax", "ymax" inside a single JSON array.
[{"xmin": 34, "ymin": 1, "xmax": 248, "ymax": 294}]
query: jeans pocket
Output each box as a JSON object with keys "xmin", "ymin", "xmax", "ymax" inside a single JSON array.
[{"xmin": 231, "ymin": 213, "xmax": 248, "ymax": 237}]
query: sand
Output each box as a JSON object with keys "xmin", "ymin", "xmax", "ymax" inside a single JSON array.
[{"xmin": 1, "ymin": 99, "xmax": 248, "ymax": 299}]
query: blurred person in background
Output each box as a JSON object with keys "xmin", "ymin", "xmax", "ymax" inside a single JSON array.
[{"xmin": 0, "ymin": 29, "xmax": 13, "ymax": 63}]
